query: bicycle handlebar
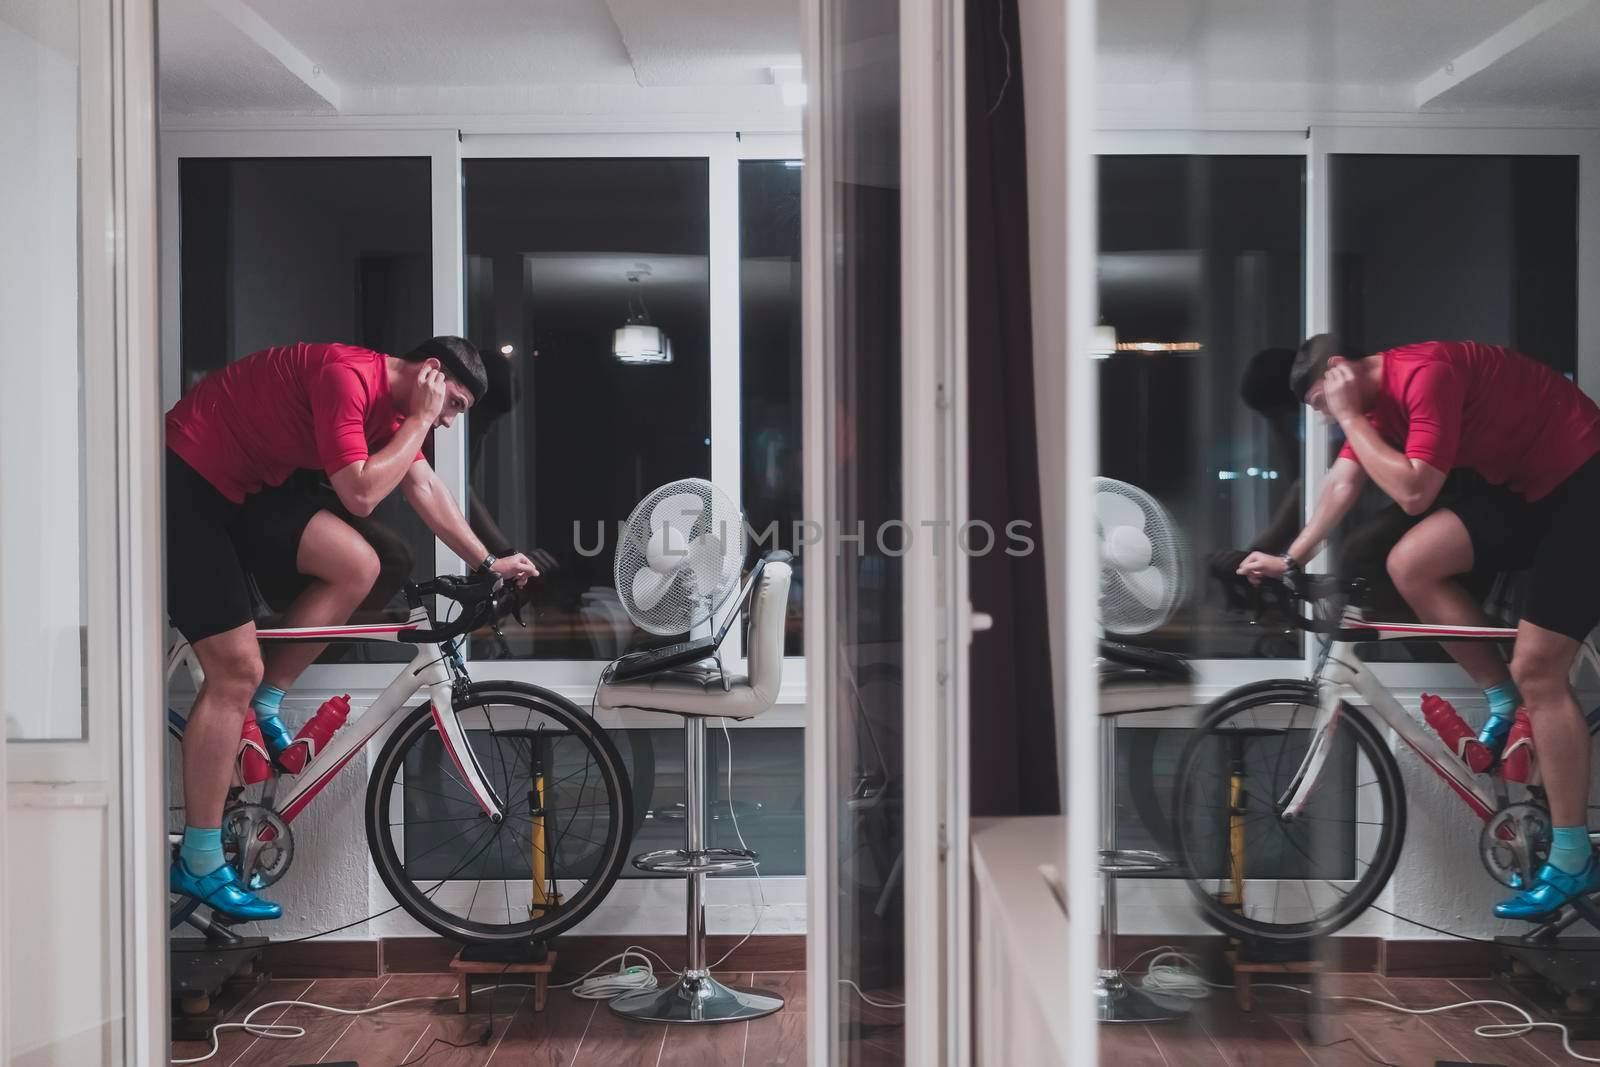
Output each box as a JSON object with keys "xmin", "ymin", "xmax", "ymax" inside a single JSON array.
[{"xmin": 398, "ymin": 571, "xmax": 522, "ymax": 643}]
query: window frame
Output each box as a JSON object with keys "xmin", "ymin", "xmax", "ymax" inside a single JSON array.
[
  {"xmin": 158, "ymin": 128, "xmax": 807, "ymax": 733},
  {"xmin": 1096, "ymin": 123, "xmax": 1600, "ymax": 943},
  {"xmin": 6, "ymin": 0, "xmax": 126, "ymax": 784}
]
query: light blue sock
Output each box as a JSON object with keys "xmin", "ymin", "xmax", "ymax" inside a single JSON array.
[
  {"xmin": 1485, "ymin": 680, "xmax": 1520, "ymax": 723},
  {"xmin": 180, "ymin": 826, "xmax": 225, "ymax": 876},
  {"xmin": 251, "ymin": 683, "xmax": 286, "ymax": 727},
  {"xmin": 1549, "ymin": 825, "xmax": 1593, "ymax": 875}
]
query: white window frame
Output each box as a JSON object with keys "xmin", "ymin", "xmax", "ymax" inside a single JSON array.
[
  {"xmin": 1096, "ymin": 121, "xmax": 1600, "ymax": 945},
  {"xmin": 158, "ymin": 129, "xmax": 808, "ymax": 734},
  {"xmin": 7, "ymin": 0, "xmax": 125, "ymax": 786}
]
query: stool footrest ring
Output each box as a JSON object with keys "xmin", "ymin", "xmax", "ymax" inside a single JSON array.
[
  {"xmin": 631, "ymin": 847, "xmax": 759, "ymax": 875},
  {"xmin": 1100, "ymin": 848, "xmax": 1175, "ymax": 875}
]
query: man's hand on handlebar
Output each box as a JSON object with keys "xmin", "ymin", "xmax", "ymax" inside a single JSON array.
[
  {"xmin": 1236, "ymin": 550, "xmax": 1289, "ymax": 586},
  {"xmin": 490, "ymin": 552, "xmax": 540, "ymax": 587}
]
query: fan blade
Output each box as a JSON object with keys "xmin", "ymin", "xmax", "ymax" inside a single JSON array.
[
  {"xmin": 632, "ymin": 567, "xmax": 675, "ymax": 613},
  {"xmin": 650, "ymin": 492, "xmax": 704, "ymax": 537},
  {"xmin": 1120, "ymin": 566, "xmax": 1168, "ymax": 611},
  {"xmin": 1095, "ymin": 490, "xmax": 1147, "ymax": 533},
  {"xmin": 1103, "ymin": 526, "xmax": 1154, "ymax": 573}
]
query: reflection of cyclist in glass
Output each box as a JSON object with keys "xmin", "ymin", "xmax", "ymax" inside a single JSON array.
[
  {"xmin": 1238, "ymin": 336, "xmax": 1600, "ymax": 920},
  {"xmin": 165, "ymin": 338, "xmax": 539, "ymax": 919}
]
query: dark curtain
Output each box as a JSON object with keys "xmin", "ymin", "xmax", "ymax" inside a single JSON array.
[{"xmin": 966, "ymin": 0, "xmax": 1059, "ymax": 815}]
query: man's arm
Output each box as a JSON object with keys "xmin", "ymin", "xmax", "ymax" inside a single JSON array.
[
  {"xmin": 329, "ymin": 416, "xmax": 433, "ymax": 517},
  {"xmin": 1337, "ymin": 417, "xmax": 1447, "ymax": 516},
  {"xmin": 1324, "ymin": 358, "xmax": 1452, "ymax": 517},
  {"xmin": 401, "ymin": 461, "xmax": 540, "ymax": 584},
  {"xmin": 1237, "ymin": 457, "xmax": 1368, "ymax": 583},
  {"xmin": 325, "ymin": 363, "xmax": 445, "ymax": 517}
]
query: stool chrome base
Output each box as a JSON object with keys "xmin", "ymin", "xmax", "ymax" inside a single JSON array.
[
  {"xmin": 611, "ymin": 972, "xmax": 784, "ymax": 1024},
  {"xmin": 1096, "ymin": 969, "xmax": 1189, "ymax": 1023}
]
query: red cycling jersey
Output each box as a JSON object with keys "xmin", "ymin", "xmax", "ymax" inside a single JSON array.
[
  {"xmin": 1337, "ymin": 340, "xmax": 1600, "ymax": 501},
  {"xmin": 166, "ymin": 343, "xmax": 420, "ymax": 504}
]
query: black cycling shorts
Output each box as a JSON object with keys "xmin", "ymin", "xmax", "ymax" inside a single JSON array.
[
  {"xmin": 1446, "ymin": 452, "xmax": 1600, "ymax": 641},
  {"xmin": 165, "ymin": 451, "xmax": 334, "ymax": 642}
]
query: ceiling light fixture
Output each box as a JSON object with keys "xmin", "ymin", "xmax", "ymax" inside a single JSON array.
[
  {"xmin": 1115, "ymin": 341, "xmax": 1202, "ymax": 354},
  {"xmin": 613, "ymin": 268, "xmax": 673, "ymax": 366},
  {"xmin": 499, "ymin": 344, "xmax": 514, "ymax": 355}
]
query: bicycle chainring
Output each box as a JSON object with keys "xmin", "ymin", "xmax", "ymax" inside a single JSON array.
[
  {"xmin": 1479, "ymin": 802, "xmax": 1551, "ymax": 888},
  {"xmin": 222, "ymin": 804, "xmax": 295, "ymax": 889}
]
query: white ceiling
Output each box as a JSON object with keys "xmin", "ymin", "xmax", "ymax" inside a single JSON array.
[
  {"xmin": 1099, "ymin": 0, "xmax": 1600, "ymax": 116},
  {"xmin": 158, "ymin": 0, "xmax": 1600, "ymax": 121},
  {"xmin": 158, "ymin": 0, "xmax": 801, "ymax": 118}
]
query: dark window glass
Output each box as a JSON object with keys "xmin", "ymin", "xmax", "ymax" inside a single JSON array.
[
  {"xmin": 1097, "ymin": 155, "xmax": 1306, "ymax": 658},
  {"xmin": 463, "ymin": 158, "xmax": 711, "ymax": 660},
  {"xmin": 739, "ymin": 159, "xmax": 805, "ymax": 655},
  {"xmin": 1113, "ymin": 726, "xmax": 1357, "ymax": 880},
  {"xmin": 401, "ymin": 726, "xmax": 803, "ymax": 879},
  {"xmin": 177, "ymin": 157, "xmax": 435, "ymax": 663},
  {"xmin": 1329, "ymin": 155, "xmax": 1578, "ymax": 660}
]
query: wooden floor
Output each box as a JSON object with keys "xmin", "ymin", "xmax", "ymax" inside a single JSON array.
[
  {"xmin": 1105, "ymin": 972, "xmax": 1600, "ymax": 1066},
  {"xmin": 171, "ymin": 971, "xmax": 809, "ymax": 1066}
]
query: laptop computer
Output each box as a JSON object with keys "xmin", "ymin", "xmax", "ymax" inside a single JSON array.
[{"xmin": 608, "ymin": 560, "xmax": 765, "ymax": 682}]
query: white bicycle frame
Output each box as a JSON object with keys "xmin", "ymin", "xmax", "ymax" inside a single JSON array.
[
  {"xmin": 165, "ymin": 604, "xmax": 506, "ymax": 826},
  {"xmin": 1281, "ymin": 620, "xmax": 1600, "ymax": 826}
]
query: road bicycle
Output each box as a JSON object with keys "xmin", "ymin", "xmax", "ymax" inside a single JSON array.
[
  {"xmin": 1169, "ymin": 573, "xmax": 1600, "ymax": 944},
  {"xmin": 166, "ymin": 571, "xmax": 643, "ymax": 945}
]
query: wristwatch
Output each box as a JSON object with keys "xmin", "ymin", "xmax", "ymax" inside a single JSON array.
[
  {"xmin": 1279, "ymin": 552, "xmax": 1300, "ymax": 573},
  {"xmin": 475, "ymin": 553, "xmax": 499, "ymax": 575}
]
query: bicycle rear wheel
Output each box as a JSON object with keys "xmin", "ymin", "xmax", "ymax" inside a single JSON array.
[
  {"xmin": 366, "ymin": 682, "xmax": 632, "ymax": 944},
  {"xmin": 1171, "ymin": 680, "xmax": 1406, "ymax": 943}
]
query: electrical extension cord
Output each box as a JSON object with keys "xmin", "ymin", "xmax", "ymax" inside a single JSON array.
[
  {"xmin": 173, "ymin": 993, "xmax": 460, "ymax": 1065},
  {"xmin": 1121, "ymin": 946, "xmax": 1600, "ymax": 1064}
]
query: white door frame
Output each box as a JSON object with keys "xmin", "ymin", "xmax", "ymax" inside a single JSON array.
[
  {"xmin": 801, "ymin": 0, "xmax": 970, "ymax": 1062},
  {"xmin": 900, "ymin": 0, "xmax": 970, "ymax": 1064}
]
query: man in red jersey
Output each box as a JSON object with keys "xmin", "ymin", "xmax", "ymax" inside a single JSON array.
[
  {"xmin": 165, "ymin": 337, "xmax": 539, "ymax": 919},
  {"xmin": 1238, "ymin": 337, "xmax": 1600, "ymax": 921}
]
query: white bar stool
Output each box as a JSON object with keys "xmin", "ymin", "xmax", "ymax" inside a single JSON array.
[{"xmin": 597, "ymin": 561, "xmax": 792, "ymax": 1024}]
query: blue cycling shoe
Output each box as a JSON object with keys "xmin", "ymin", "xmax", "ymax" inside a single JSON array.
[
  {"xmin": 257, "ymin": 715, "xmax": 295, "ymax": 760},
  {"xmin": 1494, "ymin": 855, "xmax": 1600, "ymax": 921},
  {"xmin": 1477, "ymin": 714, "xmax": 1513, "ymax": 765},
  {"xmin": 169, "ymin": 859, "xmax": 283, "ymax": 921}
]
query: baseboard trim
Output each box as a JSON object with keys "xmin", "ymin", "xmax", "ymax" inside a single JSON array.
[
  {"xmin": 1112, "ymin": 934, "xmax": 1492, "ymax": 979},
  {"xmin": 264, "ymin": 933, "xmax": 806, "ymax": 979}
]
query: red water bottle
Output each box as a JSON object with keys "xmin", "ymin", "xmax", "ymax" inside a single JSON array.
[
  {"xmin": 238, "ymin": 717, "xmax": 272, "ymax": 785},
  {"xmin": 1501, "ymin": 708, "xmax": 1537, "ymax": 784},
  {"xmin": 278, "ymin": 694, "xmax": 352, "ymax": 775},
  {"xmin": 1420, "ymin": 693, "xmax": 1492, "ymax": 773}
]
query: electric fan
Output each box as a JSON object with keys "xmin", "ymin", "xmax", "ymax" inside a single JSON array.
[
  {"xmin": 1095, "ymin": 476, "xmax": 1187, "ymax": 634},
  {"xmin": 614, "ymin": 479, "xmax": 746, "ymax": 636}
]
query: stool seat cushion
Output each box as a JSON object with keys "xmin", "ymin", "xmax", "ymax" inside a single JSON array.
[
  {"xmin": 598, "ymin": 661, "xmax": 771, "ymax": 718},
  {"xmin": 598, "ymin": 561, "xmax": 790, "ymax": 720}
]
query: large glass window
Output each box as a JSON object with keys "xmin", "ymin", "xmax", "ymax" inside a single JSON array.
[
  {"xmin": 821, "ymin": 0, "xmax": 908, "ymax": 1059},
  {"xmin": 740, "ymin": 159, "xmax": 805, "ymax": 655},
  {"xmin": 464, "ymin": 157, "xmax": 712, "ymax": 661},
  {"xmin": 175, "ymin": 156, "xmax": 435, "ymax": 663},
  {"xmin": 1329, "ymin": 154, "xmax": 1578, "ymax": 658},
  {"xmin": 1097, "ymin": 155, "xmax": 1306, "ymax": 659},
  {"xmin": 3, "ymin": 0, "xmax": 91, "ymax": 740}
]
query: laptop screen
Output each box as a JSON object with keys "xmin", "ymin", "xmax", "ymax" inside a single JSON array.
[{"xmin": 713, "ymin": 563, "xmax": 762, "ymax": 644}]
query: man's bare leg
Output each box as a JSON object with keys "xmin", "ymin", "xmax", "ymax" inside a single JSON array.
[
  {"xmin": 260, "ymin": 510, "xmax": 382, "ymax": 690},
  {"xmin": 1386, "ymin": 510, "xmax": 1510, "ymax": 687},
  {"xmin": 171, "ymin": 620, "xmax": 283, "ymax": 919},
  {"xmin": 1511, "ymin": 624, "xmax": 1587, "ymax": 827}
]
